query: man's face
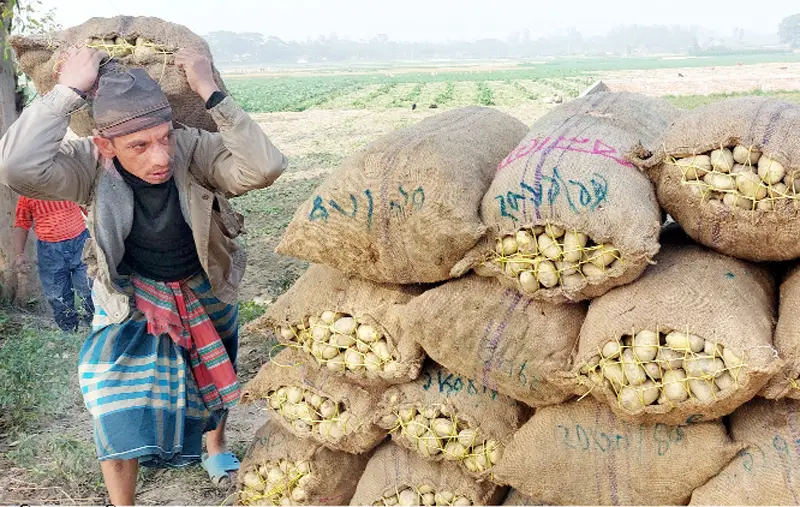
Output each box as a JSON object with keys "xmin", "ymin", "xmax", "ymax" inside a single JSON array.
[{"xmin": 93, "ymin": 122, "xmax": 175, "ymax": 184}]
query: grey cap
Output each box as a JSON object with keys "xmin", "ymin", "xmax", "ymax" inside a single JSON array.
[{"xmin": 92, "ymin": 68, "xmax": 173, "ymax": 138}]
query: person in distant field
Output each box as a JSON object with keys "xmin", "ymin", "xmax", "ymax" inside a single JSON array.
[
  {"xmin": 0, "ymin": 45, "xmax": 287, "ymax": 505},
  {"xmin": 12, "ymin": 196, "xmax": 94, "ymax": 332}
]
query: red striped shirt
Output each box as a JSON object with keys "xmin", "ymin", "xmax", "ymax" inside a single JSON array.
[{"xmin": 14, "ymin": 197, "xmax": 87, "ymax": 243}]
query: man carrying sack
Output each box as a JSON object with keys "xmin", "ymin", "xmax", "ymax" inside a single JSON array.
[{"xmin": 0, "ymin": 46, "xmax": 287, "ymax": 504}]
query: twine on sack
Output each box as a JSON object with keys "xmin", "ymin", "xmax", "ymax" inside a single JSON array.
[
  {"xmin": 575, "ymin": 324, "xmax": 752, "ymax": 412},
  {"xmin": 475, "ymin": 222, "xmax": 623, "ymax": 294},
  {"xmin": 667, "ymin": 142, "xmax": 798, "ymax": 216},
  {"xmin": 274, "ymin": 313, "xmax": 400, "ymax": 378},
  {"xmin": 378, "ymin": 403, "xmax": 502, "ymax": 480}
]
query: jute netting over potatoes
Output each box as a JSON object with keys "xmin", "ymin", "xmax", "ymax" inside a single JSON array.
[
  {"xmin": 350, "ymin": 443, "xmax": 504, "ymax": 506},
  {"xmin": 276, "ymin": 107, "xmax": 529, "ymax": 284},
  {"xmin": 453, "ymin": 92, "xmax": 683, "ymax": 303},
  {"xmin": 397, "ymin": 274, "xmax": 585, "ymax": 408},
  {"xmin": 246, "ymin": 265, "xmax": 426, "ymax": 387},
  {"xmin": 571, "ymin": 243, "xmax": 781, "ymax": 425},
  {"xmin": 689, "ymin": 397, "xmax": 800, "ymax": 506},
  {"xmin": 10, "ymin": 15, "xmax": 228, "ymax": 137},
  {"xmin": 375, "ymin": 361, "xmax": 527, "ymax": 482},
  {"xmin": 762, "ymin": 264, "xmax": 800, "ymax": 399},
  {"xmin": 241, "ymin": 348, "xmax": 387, "ymax": 454},
  {"xmin": 631, "ymin": 97, "xmax": 800, "ymax": 261},
  {"xmin": 237, "ymin": 421, "xmax": 368, "ymax": 506}
]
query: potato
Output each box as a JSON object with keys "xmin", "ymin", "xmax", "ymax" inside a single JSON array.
[
  {"xmin": 581, "ymin": 261, "xmax": 609, "ymax": 282},
  {"xmin": 643, "ymin": 361, "xmax": 662, "ymax": 380},
  {"xmin": 588, "ymin": 244, "xmax": 619, "ymax": 268},
  {"xmin": 689, "ymin": 378, "xmax": 719, "ymax": 403},
  {"xmin": 733, "ymin": 145, "xmax": 761, "ymax": 165},
  {"xmin": 619, "ymin": 381, "xmax": 659, "ymax": 411},
  {"xmin": 665, "ymin": 332, "xmax": 704, "ymax": 352},
  {"xmin": 662, "ymin": 369, "xmax": 689, "ymax": 402},
  {"xmin": 562, "ymin": 231, "xmax": 588, "ymax": 263},
  {"xmin": 602, "ymin": 340, "xmax": 622, "ymax": 359},
  {"xmin": 536, "ymin": 260, "xmax": 559, "ymax": 288},
  {"xmin": 601, "ymin": 360, "xmax": 627, "ymax": 389},
  {"xmin": 722, "ymin": 193, "xmax": 754, "ymax": 211},
  {"xmin": 736, "ymin": 171, "xmax": 767, "ymax": 200},
  {"xmin": 515, "ymin": 229, "xmax": 536, "ymax": 254},
  {"xmin": 769, "ymin": 182, "xmax": 788, "ymax": 198},
  {"xmin": 757, "ymin": 199, "xmax": 775, "ymax": 211},
  {"xmin": 633, "ymin": 330, "xmax": 659, "ymax": 362},
  {"xmin": 758, "ymin": 156, "xmax": 786, "ymax": 185},
  {"xmin": 537, "ymin": 234, "xmax": 561, "ymax": 261},
  {"xmin": 545, "ymin": 223, "xmax": 565, "ymax": 238},
  {"xmin": 684, "ymin": 355, "xmax": 726, "ymax": 378},
  {"xmin": 560, "ymin": 272, "xmax": 584, "ymax": 289},
  {"xmin": 656, "ymin": 347, "xmax": 685, "ymax": 370},
  {"xmin": 621, "ymin": 349, "xmax": 647, "ymax": 386},
  {"xmin": 501, "ymin": 236, "xmax": 518, "ymax": 256},
  {"xmin": 672, "ymin": 155, "xmax": 711, "ymax": 180},
  {"xmin": 357, "ymin": 324, "xmax": 379, "ymax": 343},
  {"xmin": 519, "ymin": 271, "xmax": 539, "ymax": 294},
  {"xmin": 703, "ymin": 172, "xmax": 736, "ymax": 191},
  {"xmin": 715, "ymin": 371, "xmax": 735, "ymax": 391},
  {"xmin": 556, "ymin": 260, "xmax": 578, "ymax": 276},
  {"xmin": 710, "ymin": 148, "xmax": 735, "ymax": 172},
  {"xmin": 333, "ymin": 317, "xmax": 357, "ymax": 335}
]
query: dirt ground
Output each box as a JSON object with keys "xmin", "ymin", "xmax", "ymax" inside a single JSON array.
[
  {"xmin": 1, "ymin": 61, "xmax": 798, "ymax": 505},
  {"xmin": 599, "ymin": 61, "xmax": 800, "ymax": 96}
]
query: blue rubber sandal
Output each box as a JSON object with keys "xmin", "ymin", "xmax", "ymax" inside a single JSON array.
[{"xmin": 202, "ymin": 451, "xmax": 241, "ymax": 488}]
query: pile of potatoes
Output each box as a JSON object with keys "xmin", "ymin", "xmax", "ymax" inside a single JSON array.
[
  {"xmin": 279, "ymin": 311, "xmax": 401, "ymax": 379},
  {"xmin": 374, "ymin": 485, "xmax": 473, "ymax": 506},
  {"xmin": 671, "ymin": 145, "xmax": 793, "ymax": 211},
  {"xmin": 578, "ymin": 329, "xmax": 745, "ymax": 412},
  {"xmin": 478, "ymin": 223, "xmax": 620, "ymax": 292},
  {"xmin": 239, "ymin": 459, "xmax": 312, "ymax": 506},
  {"xmin": 268, "ymin": 385, "xmax": 355, "ymax": 442},
  {"xmin": 378, "ymin": 405, "xmax": 501, "ymax": 475}
]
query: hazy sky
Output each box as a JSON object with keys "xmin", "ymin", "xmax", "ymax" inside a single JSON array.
[{"xmin": 36, "ymin": 0, "xmax": 797, "ymax": 42}]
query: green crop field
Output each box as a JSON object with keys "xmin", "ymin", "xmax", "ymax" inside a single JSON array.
[{"xmin": 225, "ymin": 52, "xmax": 800, "ymax": 113}]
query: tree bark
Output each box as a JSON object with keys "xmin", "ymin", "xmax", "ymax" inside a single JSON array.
[{"xmin": 0, "ymin": 3, "xmax": 41, "ymax": 307}]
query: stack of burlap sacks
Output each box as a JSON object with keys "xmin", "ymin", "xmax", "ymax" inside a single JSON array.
[{"xmin": 240, "ymin": 89, "xmax": 800, "ymax": 506}]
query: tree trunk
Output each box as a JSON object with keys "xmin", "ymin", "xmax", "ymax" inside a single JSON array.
[{"xmin": 0, "ymin": 3, "xmax": 41, "ymax": 307}]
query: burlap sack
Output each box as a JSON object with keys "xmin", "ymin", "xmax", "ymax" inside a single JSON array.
[
  {"xmin": 241, "ymin": 348, "xmax": 388, "ymax": 454},
  {"xmin": 501, "ymin": 489, "xmax": 546, "ymax": 506},
  {"xmin": 350, "ymin": 442, "xmax": 505, "ymax": 506},
  {"xmin": 276, "ymin": 107, "xmax": 529, "ymax": 284},
  {"xmin": 397, "ymin": 273, "xmax": 584, "ymax": 407},
  {"xmin": 571, "ymin": 243, "xmax": 780, "ymax": 425},
  {"xmin": 10, "ymin": 15, "xmax": 227, "ymax": 137},
  {"xmin": 762, "ymin": 265, "xmax": 800, "ymax": 399},
  {"xmin": 494, "ymin": 398, "xmax": 742, "ymax": 506},
  {"xmin": 375, "ymin": 360, "xmax": 527, "ymax": 482},
  {"xmin": 453, "ymin": 92, "xmax": 681, "ymax": 303},
  {"xmin": 690, "ymin": 397, "xmax": 800, "ymax": 505},
  {"xmin": 237, "ymin": 420, "xmax": 369, "ymax": 505},
  {"xmin": 246, "ymin": 264, "xmax": 427, "ymax": 387},
  {"xmin": 631, "ymin": 97, "xmax": 800, "ymax": 261}
]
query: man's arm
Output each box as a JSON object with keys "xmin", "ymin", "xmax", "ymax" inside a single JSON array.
[
  {"xmin": 12, "ymin": 198, "xmax": 31, "ymax": 273},
  {"xmin": 176, "ymin": 50, "xmax": 288, "ymax": 197},
  {"xmin": 0, "ymin": 48, "xmax": 106, "ymax": 204}
]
